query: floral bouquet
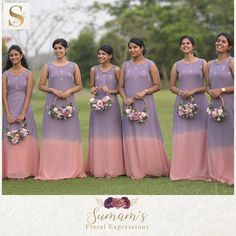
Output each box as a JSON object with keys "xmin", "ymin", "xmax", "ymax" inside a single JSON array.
[
  {"xmin": 206, "ymin": 96, "xmax": 227, "ymax": 122},
  {"xmin": 104, "ymin": 197, "xmax": 131, "ymax": 209},
  {"xmin": 124, "ymin": 98, "xmax": 149, "ymax": 124},
  {"xmin": 89, "ymin": 95, "xmax": 113, "ymax": 112},
  {"xmin": 177, "ymin": 96, "xmax": 199, "ymax": 119},
  {"xmin": 49, "ymin": 97, "xmax": 74, "ymax": 120},
  {"xmin": 6, "ymin": 121, "xmax": 31, "ymax": 145}
]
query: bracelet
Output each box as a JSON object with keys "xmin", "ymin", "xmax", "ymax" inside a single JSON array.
[
  {"xmin": 178, "ymin": 90, "xmax": 182, "ymax": 96},
  {"xmin": 145, "ymin": 88, "xmax": 149, "ymax": 94},
  {"xmin": 50, "ymin": 87, "xmax": 53, "ymax": 93}
]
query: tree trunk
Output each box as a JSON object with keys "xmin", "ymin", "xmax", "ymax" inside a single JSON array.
[
  {"xmin": 160, "ymin": 64, "xmax": 169, "ymax": 89},
  {"xmin": 32, "ymin": 49, "xmax": 39, "ymax": 72}
]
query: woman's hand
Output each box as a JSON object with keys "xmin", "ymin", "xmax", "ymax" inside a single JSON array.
[
  {"xmin": 61, "ymin": 90, "xmax": 71, "ymax": 99},
  {"xmin": 91, "ymin": 86, "xmax": 98, "ymax": 95},
  {"xmin": 208, "ymin": 88, "xmax": 222, "ymax": 98},
  {"xmin": 180, "ymin": 90, "xmax": 194, "ymax": 99},
  {"xmin": 124, "ymin": 97, "xmax": 133, "ymax": 106},
  {"xmin": 52, "ymin": 88, "xmax": 64, "ymax": 98},
  {"xmin": 135, "ymin": 90, "xmax": 146, "ymax": 100},
  {"xmin": 101, "ymin": 85, "xmax": 110, "ymax": 94},
  {"xmin": 16, "ymin": 113, "xmax": 25, "ymax": 123},
  {"xmin": 7, "ymin": 113, "xmax": 15, "ymax": 124}
]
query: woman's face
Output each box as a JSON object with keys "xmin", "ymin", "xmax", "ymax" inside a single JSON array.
[
  {"xmin": 53, "ymin": 43, "xmax": 67, "ymax": 59},
  {"xmin": 97, "ymin": 50, "xmax": 112, "ymax": 64},
  {"xmin": 215, "ymin": 35, "xmax": 231, "ymax": 53},
  {"xmin": 128, "ymin": 42, "xmax": 143, "ymax": 58},
  {"xmin": 8, "ymin": 49, "xmax": 23, "ymax": 65},
  {"xmin": 180, "ymin": 38, "xmax": 194, "ymax": 54}
]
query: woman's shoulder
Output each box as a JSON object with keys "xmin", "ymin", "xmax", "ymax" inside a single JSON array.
[
  {"xmin": 112, "ymin": 64, "xmax": 120, "ymax": 70},
  {"xmin": 2, "ymin": 69, "xmax": 9, "ymax": 77},
  {"xmin": 228, "ymin": 56, "xmax": 234, "ymax": 63},
  {"xmin": 91, "ymin": 64, "xmax": 99, "ymax": 69},
  {"xmin": 68, "ymin": 61, "xmax": 77, "ymax": 66},
  {"xmin": 145, "ymin": 58, "xmax": 154, "ymax": 63},
  {"xmin": 123, "ymin": 60, "xmax": 132, "ymax": 65}
]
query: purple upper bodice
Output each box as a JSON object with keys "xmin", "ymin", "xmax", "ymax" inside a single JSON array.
[
  {"xmin": 2, "ymin": 69, "xmax": 38, "ymax": 137},
  {"xmin": 93, "ymin": 65, "xmax": 118, "ymax": 98},
  {"xmin": 124, "ymin": 60, "xmax": 154, "ymax": 97},
  {"xmin": 176, "ymin": 59, "xmax": 205, "ymax": 90}
]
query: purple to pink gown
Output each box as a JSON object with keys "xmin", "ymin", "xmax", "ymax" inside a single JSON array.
[
  {"xmin": 170, "ymin": 59, "xmax": 209, "ymax": 180},
  {"xmin": 122, "ymin": 60, "xmax": 170, "ymax": 179},
  {"xmin": 37, "ymin": 62, "xmax": 85, "ymax": 180},
  {"xmin": 2, "ymin": 69, "xmax": 39, "ymax": 179},
  {"xmin": 207, "ymin": 57, "xmax": 234, "ymax": 185},
  {"xmin": 86, "ymin": 65, "xmax": 125, "ymax": 177}
]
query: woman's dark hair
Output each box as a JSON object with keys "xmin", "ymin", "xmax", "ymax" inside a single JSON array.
[
  {"xmin": 98, "ymin": 45, "xmax": 114, "ymax": 61},
  {"xmin": 216, "ymin": 32, "xmax": 234, "ymax": 53},
  {"xmin": 128, "ymin": 37, "xmax": 146, "ymax": 55},
  {"xmin": 179, "ymin": 35, "xmax": 196, "ymax": 56},
  {"xmin": 52, "ymin": 38, "xmax": 68, "ymax": 48},
  {"xmin": 3, "ymin": 45, "xmax": 29, "ymax": 71}
]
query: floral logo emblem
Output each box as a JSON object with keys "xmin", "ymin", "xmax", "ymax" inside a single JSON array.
[{"xmin": 96, "ymin": 197, "xmax": 137, "ymax": 209}]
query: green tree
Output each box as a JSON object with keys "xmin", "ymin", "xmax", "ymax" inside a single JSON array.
[
  {"xmin": 2, "ymin": 38, "xmax": 9, "ymax": 71},
  {"xmin": 68, "ymin": 27, "xmax": 98, "ymax": 87},
  {"xmin": 90, "ymin": 0, "xmax": 233, "ymax": 86}
]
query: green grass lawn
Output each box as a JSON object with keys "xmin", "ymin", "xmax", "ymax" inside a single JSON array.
[{"xmin": 2, "ymin": 88, "xmax": 234, "ymax": 195}]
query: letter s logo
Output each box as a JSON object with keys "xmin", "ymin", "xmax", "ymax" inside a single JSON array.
[{"xmin": 9, "ymin": 5, "xmax": 24, "ymax": 27}]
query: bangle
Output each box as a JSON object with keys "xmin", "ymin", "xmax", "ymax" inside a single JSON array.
[
  {"xmin": 178, "ymin": 90, "xmax": 182, "ymax": 96},
  {"xmin": 145, "ymin": 88, "xmax": 149, "ymax": 94},
  {"xmin": 50, "ymin": 87, "xmax": 53, "ymax": 93}
]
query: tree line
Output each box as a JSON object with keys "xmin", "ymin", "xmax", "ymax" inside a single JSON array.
[
  {"xmin": 2, "ymin": 0, "xmax": 233, "ymax": 88},
  {"xmin": 68, "ymin": 0, "xmax": 234, "ymax": 87}
]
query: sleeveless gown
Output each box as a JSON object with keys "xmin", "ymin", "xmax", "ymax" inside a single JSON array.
[
  {"xmin": 207, "ymin": 57, "xmax": 234, "ymax": 185},
  {"xmin": 37, "ymin": 62, "xmax": 85, "ymax": 180},
  {"xmin": 122, "ymin": 60, "xmax": 170, "ymax": 179},
  {"xmin": 86, "ymin": 65, "xmax": 125, "ymax": 177},
  {"xmin": 170, "ymin": 59, "xmax": 209, "ymax": 180},
  {"xmin": 2, "ymin": 69, "xmax": 39, "ymax": 179}
]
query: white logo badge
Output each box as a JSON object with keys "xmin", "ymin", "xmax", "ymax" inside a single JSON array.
[{"xmin": 3, "ymin": 2, "xmax": 30, "ymax": 30}]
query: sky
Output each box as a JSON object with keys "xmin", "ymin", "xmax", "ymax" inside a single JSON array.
[{"xmin": 2, "ymin": 0, "xmax": 112, "ymax": 56}]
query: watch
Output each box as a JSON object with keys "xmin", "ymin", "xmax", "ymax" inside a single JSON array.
[{"xmin": 221, "ymin": 87, "xmax": 226, "ymax": 93}]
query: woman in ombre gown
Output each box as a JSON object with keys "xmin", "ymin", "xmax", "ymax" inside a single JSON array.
[
  {"xmin": 169, "ymin": 35, "xmax": 209, "ymax": 181},
  {"xmin": 2, "ymin": 45, "xmax": 39, "ymax": 179},
  {"xmin": 119, "ymin": 38, "xmax": 169, "ymax": 179},
  {"xmin": 37, "ymin": 38, "xmax": 85, "ymax": 180},
  {"xmin": 207, "ymin": 32, "xmax": 234, "ymax": 186},
  {"xmin": 86, "ymin": 45, "xmax": 125, "ymax": 177}
]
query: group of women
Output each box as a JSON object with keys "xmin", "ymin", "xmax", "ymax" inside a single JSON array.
[{"xmin": 2, "ymin": 32, "xmax": 234, "ymax": 187}]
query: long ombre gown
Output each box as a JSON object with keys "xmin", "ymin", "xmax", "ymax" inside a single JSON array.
[
  {"xmin": 2, "ymin": 69, "xmax": 39, "ymax": 179},
  {"xmin": 37, "ymin": 62, "xmax": 85, "ymax": 180}
]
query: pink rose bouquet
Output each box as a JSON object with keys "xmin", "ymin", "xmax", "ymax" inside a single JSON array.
[
  {"xmin": 206, "ymin": 96, "xmax": 227, "ymax": 122},
  {"xmin": 6, "ymin": 122, "xmax": 31, "ymax": 145},
  {"xmin": 177, "ymin": 96, "xmax": 199, "ymax": 119},
  {"xmin": 89, "ymin": 95, "xmax": 113, "ymax": 112},
  {"xmin": 49, "ymin": 97, "xmax": 74, "ymax": 120},
  {"xmin": 124, "ymin": 98, "xmax": 148, "ymax": 124}
]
